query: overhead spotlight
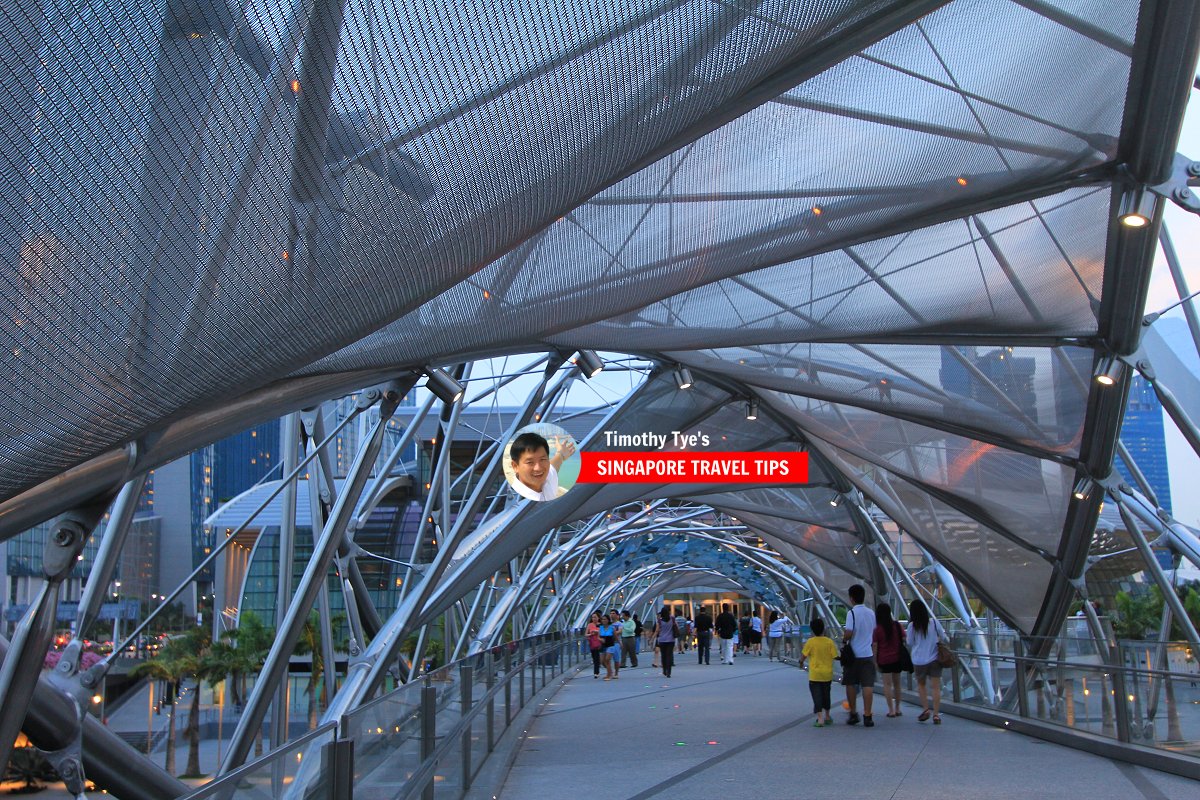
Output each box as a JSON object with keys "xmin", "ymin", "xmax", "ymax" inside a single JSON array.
[
  {"xmin": 830, "ymin": 494, "xmax": 842, "ymax": 508},
  {"xmin": 674, "ymin": 366, "xmax": 694, "ymax": 390},
  {"xmin": 1072, "ymin": 477, "xmax": 1093, "ymax": 501},
  {"xmin": 574, "ymin": 350, "xmax": 604, "ymax": 379},
  {"xmin": 1117, "ymin": 186, "xmax": 1155, "ymax": 228},
  {"xmin": 1093, "ymin": 355, "xmax": 1123, "ymax": 387},
  {"xmin": 746, "ymin": 397, "xmax": 758, "ymax": 421},
  {"xmin": 424, "ymin": 367, "xmax": 465, "ymax": 403}
]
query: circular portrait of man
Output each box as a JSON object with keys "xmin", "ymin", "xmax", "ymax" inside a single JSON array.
[{"xmin": 503, "ymin": 423, "xmax": 580, "ymax": 502}]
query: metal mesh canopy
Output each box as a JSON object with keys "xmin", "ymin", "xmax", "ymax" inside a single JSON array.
[{"xmin": 1, "ymin": 0, "xmax": 1197, "ymax": 644}]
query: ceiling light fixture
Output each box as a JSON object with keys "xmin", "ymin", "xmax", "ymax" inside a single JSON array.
[
  {"xmin": 1117, "ymin": 186, "xmax": 1155, "ymax": 228},
  {"xmin": 424, "ymin": 367, "xmax": 465, "ymax": 403},
  {"xmin": 674, "ymin": 366, "xmax": 694, "ymax": 390},
  {"xmin": 1072, "ymin": 477, "xmax": 1093, "ymax": 501},
  {"xmin": 1094, "ymin": 355, "xmax": 1123, "ymax": 387},
  {"xmin": 574, "ymin": 350, "xmax": 604, "ymax": 379}
]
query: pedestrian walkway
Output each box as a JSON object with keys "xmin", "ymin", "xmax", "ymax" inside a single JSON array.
[{"xmin": 499, "ymin": 656, "xmax": 1195, "ymax": 800}]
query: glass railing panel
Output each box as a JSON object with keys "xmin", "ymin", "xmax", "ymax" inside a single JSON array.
[
  {"xmin": 180, "ymin": 724, "xmax": 336, "ymax": 800},
  {"xmin": 1122, "ymin": 663, "xmax": 1200, "ymax": 752},
  {"xmin": 344, "ymin": 686, "xmax": 424, "ymax": 794}
]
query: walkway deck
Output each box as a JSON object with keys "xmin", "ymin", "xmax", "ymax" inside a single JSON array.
[{"xmin": 499, "ymin": 654, "xmax": 1195, "ymax": 800}]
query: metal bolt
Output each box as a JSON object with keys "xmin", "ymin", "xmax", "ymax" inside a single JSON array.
[
  {"xmin": 1187, "ymin": 161, "xmax": 1200, "ymax": 178},
  {"xmin": 52, "ymin": 528, "xmax": 76, "ymax": 547},
  {"xmin": 1174, "ymin": 186, "xmax": 1193, "ymax": 202},
  {"xmin": 59, "ymin": 761, "xmax": 78, "ymax": 779}
]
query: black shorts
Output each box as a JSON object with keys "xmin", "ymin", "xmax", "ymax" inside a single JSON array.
[
  {"xmin": 842, "ymin": 656, "xmax": 876, "ymax": 686},
  {"xmin": 749, "ymin": 631, "xmax": 763, "ymax": 644},
  {"xmin": 878, "ymin": 660, "xmax": 903, "ymax": 674}
]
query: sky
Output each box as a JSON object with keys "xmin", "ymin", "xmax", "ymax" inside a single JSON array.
[{"xmin": 1149, "ymin": 98, "xmax": 1200, "ymax": 526}]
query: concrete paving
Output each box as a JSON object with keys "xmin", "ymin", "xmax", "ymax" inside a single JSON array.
[{"xmin": 499, "ymin": 653, "xmax": 1198, "ymax": 800}]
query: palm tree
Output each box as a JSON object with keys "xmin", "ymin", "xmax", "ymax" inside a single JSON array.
[
  {"xmin": 170, "ymin": 628, "xmax": 213, "ymax": 777},
  {"xmin": 220, "ymin": 610, "xmax": 274, "ymax": 709},
  {"xmin": 292, "ymin": 610, "xmax": 348, "ymax": 729},
  {"xmin": 130, "ymin": 646, "xmax": 191, "ymax": 775},
  {"xmin": 293, "ymin": 610, "xmax": 324, "ymax": 730}
]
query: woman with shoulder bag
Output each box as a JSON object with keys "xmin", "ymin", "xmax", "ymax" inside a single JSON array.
[
  {"xmin": 586, "ymin": 612, "xmax": 603, "ymax": 679},
  {"xmin": 872, "ymin": 603, "xmax": 908, "ymax": 718},
  {"xmin": 652, "ymin": 606, "xmax": 677, "ymax": 678},
  {"xmin": 906, "ymin": 599, "xmax": 947, "ymax": 724}
]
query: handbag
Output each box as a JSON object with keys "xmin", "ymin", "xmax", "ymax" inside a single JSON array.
[
  {"xmin": 898, "ymin": 642, "xmax": 914, "ymax": 672},
  {"xmin": 839, "ymin": 608, "xmax": 857, "ymax": 668},
  {"xmin": 935, "ymin": 641, "xmax": 957, "ymax": 667},
  {"xmin": 839, "ymin": 641, "xmax": 856, "ymax": 668}
]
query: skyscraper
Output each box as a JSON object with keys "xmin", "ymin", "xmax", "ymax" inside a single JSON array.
[{"xmin": 1118, "ymin": 374, "xmax": 1172, "ymax": 514}]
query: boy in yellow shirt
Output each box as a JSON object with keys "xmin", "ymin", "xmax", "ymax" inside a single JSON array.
[{"xmin": 799, "ymin": 618, "xmax": 839, "ymax": 726}]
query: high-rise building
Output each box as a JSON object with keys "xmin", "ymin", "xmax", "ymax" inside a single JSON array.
[{"xmin": 1117, "ymin": 374, "xmax": 1172, "ymax": 514}]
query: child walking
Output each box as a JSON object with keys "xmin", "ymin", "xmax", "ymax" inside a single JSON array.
[{"xmin": 799, "ymin": 618, "xmax": 839, "ymax": 726}]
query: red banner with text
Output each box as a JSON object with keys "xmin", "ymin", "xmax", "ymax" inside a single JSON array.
[{"xmin": 577, "ymin": 452, "xmax": 808, "ymax": 484}]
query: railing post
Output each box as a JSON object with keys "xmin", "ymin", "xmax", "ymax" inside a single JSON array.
[
  {"xmin": 519, "ymin": 645, "xmax": 526, "ymax": 708},
  {"xmin": 486, "ymin": 652, "xmax": 496, "ymax": 752},
  {"xmin": 460, "ymin": 664, "xmax": 473, "ymax": 791},
  {"xmin": 322, "ymin": 738, "xmax": 355, "ymax": 800},
  {"xmin": 504, "ymin": 648, "xmax": 512, "ymax": 725},
  {"xmin": 951, "ymin": 660, "xmax": 962, "ymax": 703},
  {"xmin": 1111, "ymin": 667, "xmax": 1133, "ymax": 743},
  {"xmin": 1013, "ymin": 639, "xmax": 1030, "ymax": 718},
  {"xmin": 420, "ymin": 682, "xmax": 436, "ymax": 800}
]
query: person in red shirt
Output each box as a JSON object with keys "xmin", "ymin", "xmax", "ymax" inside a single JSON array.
[{"xmin": 873, "ymin": 603, "xmax": 907, "ymax": 718}]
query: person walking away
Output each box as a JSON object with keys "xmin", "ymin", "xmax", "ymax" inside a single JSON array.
[
  {"xmin": 715, "ymin": 604, "xmax": 737, "ymax": 665},
  {"xmin": 767, "ymin": 611, "xmax": 789, "ymax": 661},
  {"xmin": 598, "ymin": 614, "xmax": 618, "ymax": 680},
  {"xmin": 586, "ymin": 612, "xmax": 602, "ymax": 679},
  {"xmin": 738, "ymin": 614, "xmax": 751, "ymax": 655},
  {"xmin": 620, "ymin": 610, "xmax": 639, "ymax": 668},
  {"xmin": 800, "ymin": 618, "xmax": 838, "ymax": 726},
  {"xmin": 653, "ymin": 606, "xmax": 677, "ymax": 678},
  {"xmin": 694, "ymin": 607, "xmax": 713, "ymax": 665},
  {"xmin": 633, "ymin": 614, "xmax": 644, "ymax": 655},
  {"xmin": 749, "ymin": 612, "xmax": 764, "ymax": 656},
  {"xmin": 873, "ymin": 603, "xmax": 906, "ymax": 717},
  {"xmin": 676, "ymin": 616, "xmax": 689, "ymax": 654},
  {"xmin": 907, "ymin": 599, "xmax": 947, "ymax": 724},
  {"xmin": 842, "ymin": 584, "xmax": 877, "ymax": 726},
  {"xmin": 649, "ymin": 616, "xmax": 661, "ymax": 669}
]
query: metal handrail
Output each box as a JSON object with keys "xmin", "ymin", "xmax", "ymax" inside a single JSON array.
[
  {"xmin": 942, "ymin": 645, "xmax": 1196, "ymax": 683},
  {"xmin": 178, "ymin": 722, "xmax": 338, "ymax": 800},
  {"xmin": 394, "ymin": 635, "xmax": 576, "ymax": 800}
]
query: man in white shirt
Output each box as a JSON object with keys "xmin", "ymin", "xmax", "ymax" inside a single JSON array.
[
  {"xmin": 842, "ymin": 583, "xmax": 877, "ymax": 727},
  {"xmin": 509, "ymin": 431, "xmax": 576, "ymax": 502}
]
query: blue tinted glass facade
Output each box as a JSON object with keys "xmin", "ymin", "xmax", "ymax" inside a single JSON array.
[
  {"xmin": 190, "ymin": 419, "xmax": 281, "ymax": 580},
  {"xmin": 1118, "ymin": 375, "xmax": 1171, "ymax": 514}
]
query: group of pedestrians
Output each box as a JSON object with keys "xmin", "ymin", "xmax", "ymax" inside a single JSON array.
[
  {"xmin": 585, "ymin": 609, "xmax": 643, "ymax": 680},
  {"xmin": 800, "ymin": 584, "xmax": 947, "ymax": 727},
  {"xmin": 586, "ymin": 606, "xmax": 691, "ymax": 679},
  {"xmin": 587, "ymin": 603, "xmax": 794, "ymax": 678},
  {"xmin": 584, "ymin": 588, "xmax": 951, "ymax": 731}
]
